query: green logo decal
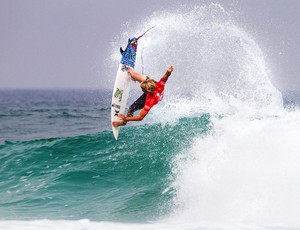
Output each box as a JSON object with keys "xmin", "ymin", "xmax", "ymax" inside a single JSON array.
[{"xmin": 114, "ymin": 88, "xmax": 122, "ymax": 98}]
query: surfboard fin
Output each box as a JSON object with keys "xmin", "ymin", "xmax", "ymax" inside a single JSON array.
[{"xmin": 120, "ymin": 47, "xmax": 125, "ymax": 55}]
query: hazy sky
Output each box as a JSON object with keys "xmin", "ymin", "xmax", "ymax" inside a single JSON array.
[{"xmin": 0, "ymin": 0, "xmax": 300, "ymax": 91}]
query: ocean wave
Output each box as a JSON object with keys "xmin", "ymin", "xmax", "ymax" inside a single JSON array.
[{"xmin": 0, "ymin": 115, "xmax": 211, "ymax": 221}]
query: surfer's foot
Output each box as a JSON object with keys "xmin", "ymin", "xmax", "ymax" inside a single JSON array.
[
  {"xmin": 120, "ymin": 47, "xmax": 125, "ymax": 55},
  {"xmin": 112, "ymin": 120, "xmax": 127, "ymax": 127}
]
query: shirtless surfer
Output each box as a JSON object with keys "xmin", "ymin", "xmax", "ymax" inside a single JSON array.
[{"xmin": 112, "ymin": 66, "xmax": 174, "ymax": 127}]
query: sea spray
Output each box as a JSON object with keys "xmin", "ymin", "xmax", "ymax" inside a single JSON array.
[
  {"xmin": 112, "ymin": 3, "xmax": 282, "ymax": 118},
  {"xmin": 112, "ymin": 3, "xmax": 300, "ymax": 227}
]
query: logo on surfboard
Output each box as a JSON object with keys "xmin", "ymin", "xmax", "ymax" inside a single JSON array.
[
  {"xmin": 112, "ymin": 103, "xmax": 121, "ymax": 117},
  {"xmin": 121, "ymin": 64, "xmax": 128, "ymax": 72},
  {"xmin": 111, "ymin": 103, "xmax": 120, "ymax": 109},
  {"xmin": 114, "ymin": 88, "xmax": 123, "ymax": 102}
]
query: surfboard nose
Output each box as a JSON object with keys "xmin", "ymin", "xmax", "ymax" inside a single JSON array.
[{"xmin": 112, "ymin": 127, "xmax": 119, "ymax": 140}]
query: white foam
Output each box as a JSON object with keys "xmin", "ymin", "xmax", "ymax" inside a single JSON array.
[
  {"xmin": 168, "ymin": 109, "xmax": 300, "ymax": 226},
  {"xmin": 129, "ymin": 3, "xmax": 300, "ymax": 227},
  {"xmin": 109, "ymin": 3, "xmax": 300, "ymax": 227},
  {"xmin": 0, "ymin": 219, "xmax": 292, "ymax": 230}
]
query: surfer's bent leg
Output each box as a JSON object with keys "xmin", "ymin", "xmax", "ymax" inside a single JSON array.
[
  {"xmin": 127, "ymin": 93, "xmax": 147, "ymax": 117},
  {"xmin": 127, "ymin": 68, "xmax": 147, "ymax": 83}
]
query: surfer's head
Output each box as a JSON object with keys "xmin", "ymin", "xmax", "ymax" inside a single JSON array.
[{"xmin": 141, "ymin": 78, "xmax": 156, "ymax": 94}]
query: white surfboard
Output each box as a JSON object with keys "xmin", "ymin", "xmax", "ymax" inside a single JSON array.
[
  {"xmin": 111, "ymin": 30, "xmax": 154, "ymax": 140},
  {"xmin": 111, "ymin": 64, "xmax": 131, "ymax": 140}
]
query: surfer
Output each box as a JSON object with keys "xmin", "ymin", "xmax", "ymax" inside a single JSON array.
[{"xmin": 112, "ymin": 65, "xmax": 174, "ymax": 127}]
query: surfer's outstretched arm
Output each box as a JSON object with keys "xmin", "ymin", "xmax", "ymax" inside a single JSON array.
[
  {"xmin": 161, "ymin": 66, "xmax": 173, "ymax": 82},
  {"xmin": 127, "ymin": 67, "xmax": 147, "ymax": 83}
]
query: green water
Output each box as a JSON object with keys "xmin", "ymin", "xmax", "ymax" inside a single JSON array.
[{"xmin": 0, "ymin": 115, "xmax": 211, "ymax": 222}]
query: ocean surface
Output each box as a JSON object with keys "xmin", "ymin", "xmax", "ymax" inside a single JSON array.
[
  {"xmin": 2, "ymin": 3, "xmax": 300, "ymax": 230},
  {"xmin": 0, "ymin": 89, "xmax": 212, "ymax": 227},
  {"xmin": 1, "ymin": 89, "xmax": 300, "ymax": 230}
]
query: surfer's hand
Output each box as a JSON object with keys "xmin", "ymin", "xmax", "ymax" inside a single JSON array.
[
  {"xmin": 118, "ymin": 114, "xmax": 126, "ymax": 121},
  {"xmin": 167, "ymin": 66, "xmax": 173, "ymax": 74},
  {"xmin": 127, "ymin": 66, "xmax": 133, "ymax": 75}
]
